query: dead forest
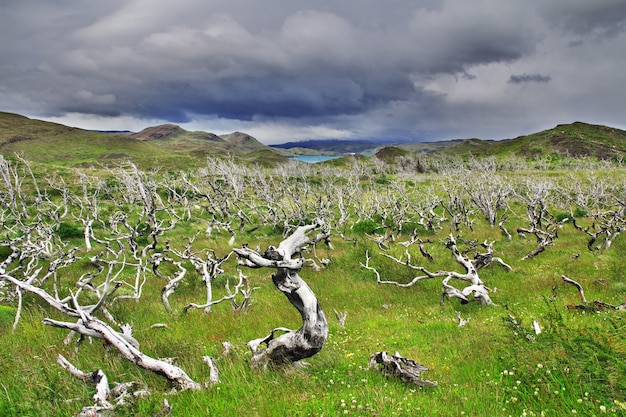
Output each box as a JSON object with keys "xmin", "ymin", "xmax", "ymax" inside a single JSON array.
[{"xmin": 1, "ymin": 153, "xmax": 625, "ymax": 416}]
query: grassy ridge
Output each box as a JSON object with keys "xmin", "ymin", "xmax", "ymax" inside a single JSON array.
[
  {"xmin": 441, "ymin": 122, "xmax": 626, "ymax": 160},
  {"xmin": 4, "ymin": 112, "xmax": 626, "ymax": 171},
  {"xmin": 0, "ymin": 112, "xmax": 287, "ymax": 168}
]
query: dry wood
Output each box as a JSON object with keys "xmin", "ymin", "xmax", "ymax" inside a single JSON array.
[
  {"xmin": 366, "ymin": 235, "xmax": 509, "ymax": 306},
  {"xmin": 333, "ymin": 309, "xmax": 348, "ymax": 327},
  {"xmin": 4, "ymin": 274, "xmax": 201, "ymax": 391},
  {"xmin": 233, "ymin": 221, "xmax": 330, "ymax": 367},
  {"xmin": 369, "ymin": 351, "xmax": 437, "ymax": 387},
  {"xmin": 562, "ymin": 275, "xmax": 626, "ymax": 311}
]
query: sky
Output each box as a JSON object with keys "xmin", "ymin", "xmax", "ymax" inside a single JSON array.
[{"xmin": 1, "ymin": 0, "xmax": 625, "ymax": 144}]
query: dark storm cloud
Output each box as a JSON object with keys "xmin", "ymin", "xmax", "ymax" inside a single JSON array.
[
  {"xmin": 1, "ymin": 0, "xmax": 626, "ymax": 142},
  {"xmin": 54, "ymin": 4, "xmax": 533, "ymax": 120},
  {"xmin": 538, "ymin": 0, "xmax": 626, "ymax": 38},
  {"xmin": 508, "ymin": 74, "xmax": 551, "ymax": 84}
]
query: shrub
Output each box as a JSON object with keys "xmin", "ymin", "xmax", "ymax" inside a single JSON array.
[
  {"xmin": 375, "ymin": 176, "xmax": 391, "ymax": 185},
  {"xmin": 555, "ymin": 212, "xmax": 570, "ymax": 223},
  {"xmin": 57, "ymin": 222, "xmax": 84, "ymax": 239},
  {"xmin": 351, "ymin": 220, "xmax": 382, "ymax": 234}
]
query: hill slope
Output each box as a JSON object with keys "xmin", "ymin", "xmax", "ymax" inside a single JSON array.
[
  {"xmin": 442, "ymin": 122, "xmax": 626, "ymax": 159},
  {"xmin": 272, "ymin": 122, "xmax": 626, "ymax": 160},
  {"xmin": 0, "ymin": 112, "xmax": 286, "ymax": 167},
  {"xmin": 2, "ymin": 112, "xmax": 623, "ymax": 167}
]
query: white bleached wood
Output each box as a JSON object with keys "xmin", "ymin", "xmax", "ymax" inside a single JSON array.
[
  {"xmin": 234, "ymin": 221, "xmax": 330, "ymax": 367},
  {"xmin": 369, "ymin": 351, "xmax": 437, "ymax": 387}
]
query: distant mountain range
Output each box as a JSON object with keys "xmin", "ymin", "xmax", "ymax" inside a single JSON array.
[
  {"xmin": 277, "ymin": 122, "xmax": 626, "ymax": 161},
  {"xmin": 0, "ymin": 111, "xmax": 624, "ymax": 168},
  {"xmin": 271, "ymin": 138, "xmax": 469, "ymax": 156},
  {"xmin": 271, "ymin": 139, "xmax": 392, "ymax": 155}
]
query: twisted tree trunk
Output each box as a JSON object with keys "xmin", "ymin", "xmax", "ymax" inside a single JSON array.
[{"xmin": 234, "ymin": 221, "xmax": 330, "ymax": 367}]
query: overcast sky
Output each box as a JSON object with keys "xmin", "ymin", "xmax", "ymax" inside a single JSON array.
[{"xmin": 1, "ymin": 0, "xmax": 625, "ymax": 144}]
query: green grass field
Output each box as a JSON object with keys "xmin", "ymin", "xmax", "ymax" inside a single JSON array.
[{"xmin": 0, "ymin": 155, "xmax": 625, "ymax": 416}]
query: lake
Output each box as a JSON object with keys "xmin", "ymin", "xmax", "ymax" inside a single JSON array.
[{"xmin": 289, "ymin": 155, "xmax": 344, "ymax": 163}]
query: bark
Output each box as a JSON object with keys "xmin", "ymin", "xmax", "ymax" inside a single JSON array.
[
  {"xmin": 233, "ymin": 221, "xmax": 330, "ymax": 367},
  {"xmin": 369, "ymin": 351, "xmax": 437, "ymax": 387},
  {"xmin": 365, "ymin": 235, "xmax": 509, "ymax": 306},
  {"xmin": 4, "ymin": 274, "xmax": 201, "ymax": 391},
  {"xmin": 57, "ymin": 354, "xmax": 115, "ymax": 411},
  {"xmin": 562, "ymin": 275, "xmax": 626, "ymax": 311}
]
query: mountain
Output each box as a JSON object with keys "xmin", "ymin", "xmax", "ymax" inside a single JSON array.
[
  {"xmin": 1, "ymin": 112, "xmax": 623, "ymax": 168},
  {"xmin": 272, "ymin": 122, "xmax": 626, "ymax": 161},
  {"xmin": 271, "ymin": 138, "xmax": 468, "ymax": 156},
  {"xmin": 219, "ymin": 132, "xmax": 269, "ymax": 153},
  {"xmin": 437, "ymin": 122, "xmax": 626, "ymax": 159},
  {"xmin": 271, "ymin": 139, "xmax": 381, "ymax": 155},
  {"xmin": 132, "ymin": 124, "xmax": 223, "ymax": 142},
  {"xmin": 0, "ymin": 112, "xmax": 286, "ymax": 168}
]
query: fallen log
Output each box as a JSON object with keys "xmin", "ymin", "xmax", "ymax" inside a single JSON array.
[{"xmin": 369, "ymin": 351, "xmax": 438, "ymax": 387}]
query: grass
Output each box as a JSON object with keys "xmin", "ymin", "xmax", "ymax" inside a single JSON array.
[{"xmin": 1, "ymin": 156, "xmax": 626, "ymax": 416}]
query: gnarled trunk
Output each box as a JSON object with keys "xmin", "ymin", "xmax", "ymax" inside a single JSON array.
[{"xmin": 234, "ymin": 221, "xmax": 330, "ymax": 367}]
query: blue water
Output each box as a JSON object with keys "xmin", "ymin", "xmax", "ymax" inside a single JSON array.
[{"xmin": 289, "ymin": 155, "xmax": 343, "ymax": 163}]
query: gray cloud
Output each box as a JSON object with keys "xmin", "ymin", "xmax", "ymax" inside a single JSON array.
[
  {"xmin": 537, "ymin": 0, "xmax": 626, "ymax": 38},
  {"xmin": 508, "ymin": 74, "xmax": 551, "ymax": 84},
  {"xmin": 1, "ymin": 0, "xmax": 625, "ymax": 143}
]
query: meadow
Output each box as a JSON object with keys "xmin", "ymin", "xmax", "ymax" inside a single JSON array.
[{"xmin": 0, "ymin": 153, "xmax": 625, "ymax": 416}]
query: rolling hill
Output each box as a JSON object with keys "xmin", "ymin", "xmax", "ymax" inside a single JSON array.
[
  {"xmin": 430, "ymin": 122, "xmax": 626, "ymax": 160},
  {"xmin": 274, "ymin": 122, "xmax": 626, "ymax": 162},
  {"xmin": 0, "ymin": 112, "xmax": 286, "ymax": 168},
  {"xmin": 1, "ymin": 112, "xmax": 624, "ymax": 168}
]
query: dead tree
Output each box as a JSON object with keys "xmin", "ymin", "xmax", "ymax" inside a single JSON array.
[
  {"xmin": 459, "ymin": 169, "xmax": 511, "ymax": 227},
  {"xmin": 2, "ymin": 273, "xmax": 202, "ymax": 391},
  {"xmin": 565, "ymin": 175, "xmax": 625, "ymax": 250},
  {"xmin": 562, "ymin": 275, "xmax": 626, "ymax": 311},
  {"xmin": 149, "ymin": 253, "xmax": 187, "ymax": 313},
  {"xmin": 515, "ymin": 181, "xmax": 562, "ymax": 260},
  {"xmin": 168, "ymin": 238, "xmax": 233, "ymax": 314},
  {"xmin": 441, "ymin": 180, "xmax": 475, "ymax": 232},
  {"xmin": 0, "ymin": 154, "xmax": 28, "ymax": 217},
  {"xmin": 364, "ymin": 235, "xmax": 510, "ymax": 306},
  {"xmin": 0, "ymin": 158, "xmax": 240, "ymax": 414},
  {"xmin": 572, "ymin": 209, "xmax": 626, "ymax": 251},
  {"xmin": 57, "ymin": 354, "xmax": 150, "ymax": 415},
  {"xmin": 369, "ymin": 351, "xmax": 437, "ymax": 387},
  {"xmin": 233, "ymin": 220, "xmax": 331, "ymax": 367}
]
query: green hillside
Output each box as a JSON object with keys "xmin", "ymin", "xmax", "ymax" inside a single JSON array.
[
  {"xmin": 442, "ymin": 122, "xmax": 626, "ymax": 159},
  {"xmin": 2, "ymin": 112, "xmax": 624, "ymax": 169},
  {"xmin": 0, "ymin": 112, "xmax": 286, "ymax": 168}
]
